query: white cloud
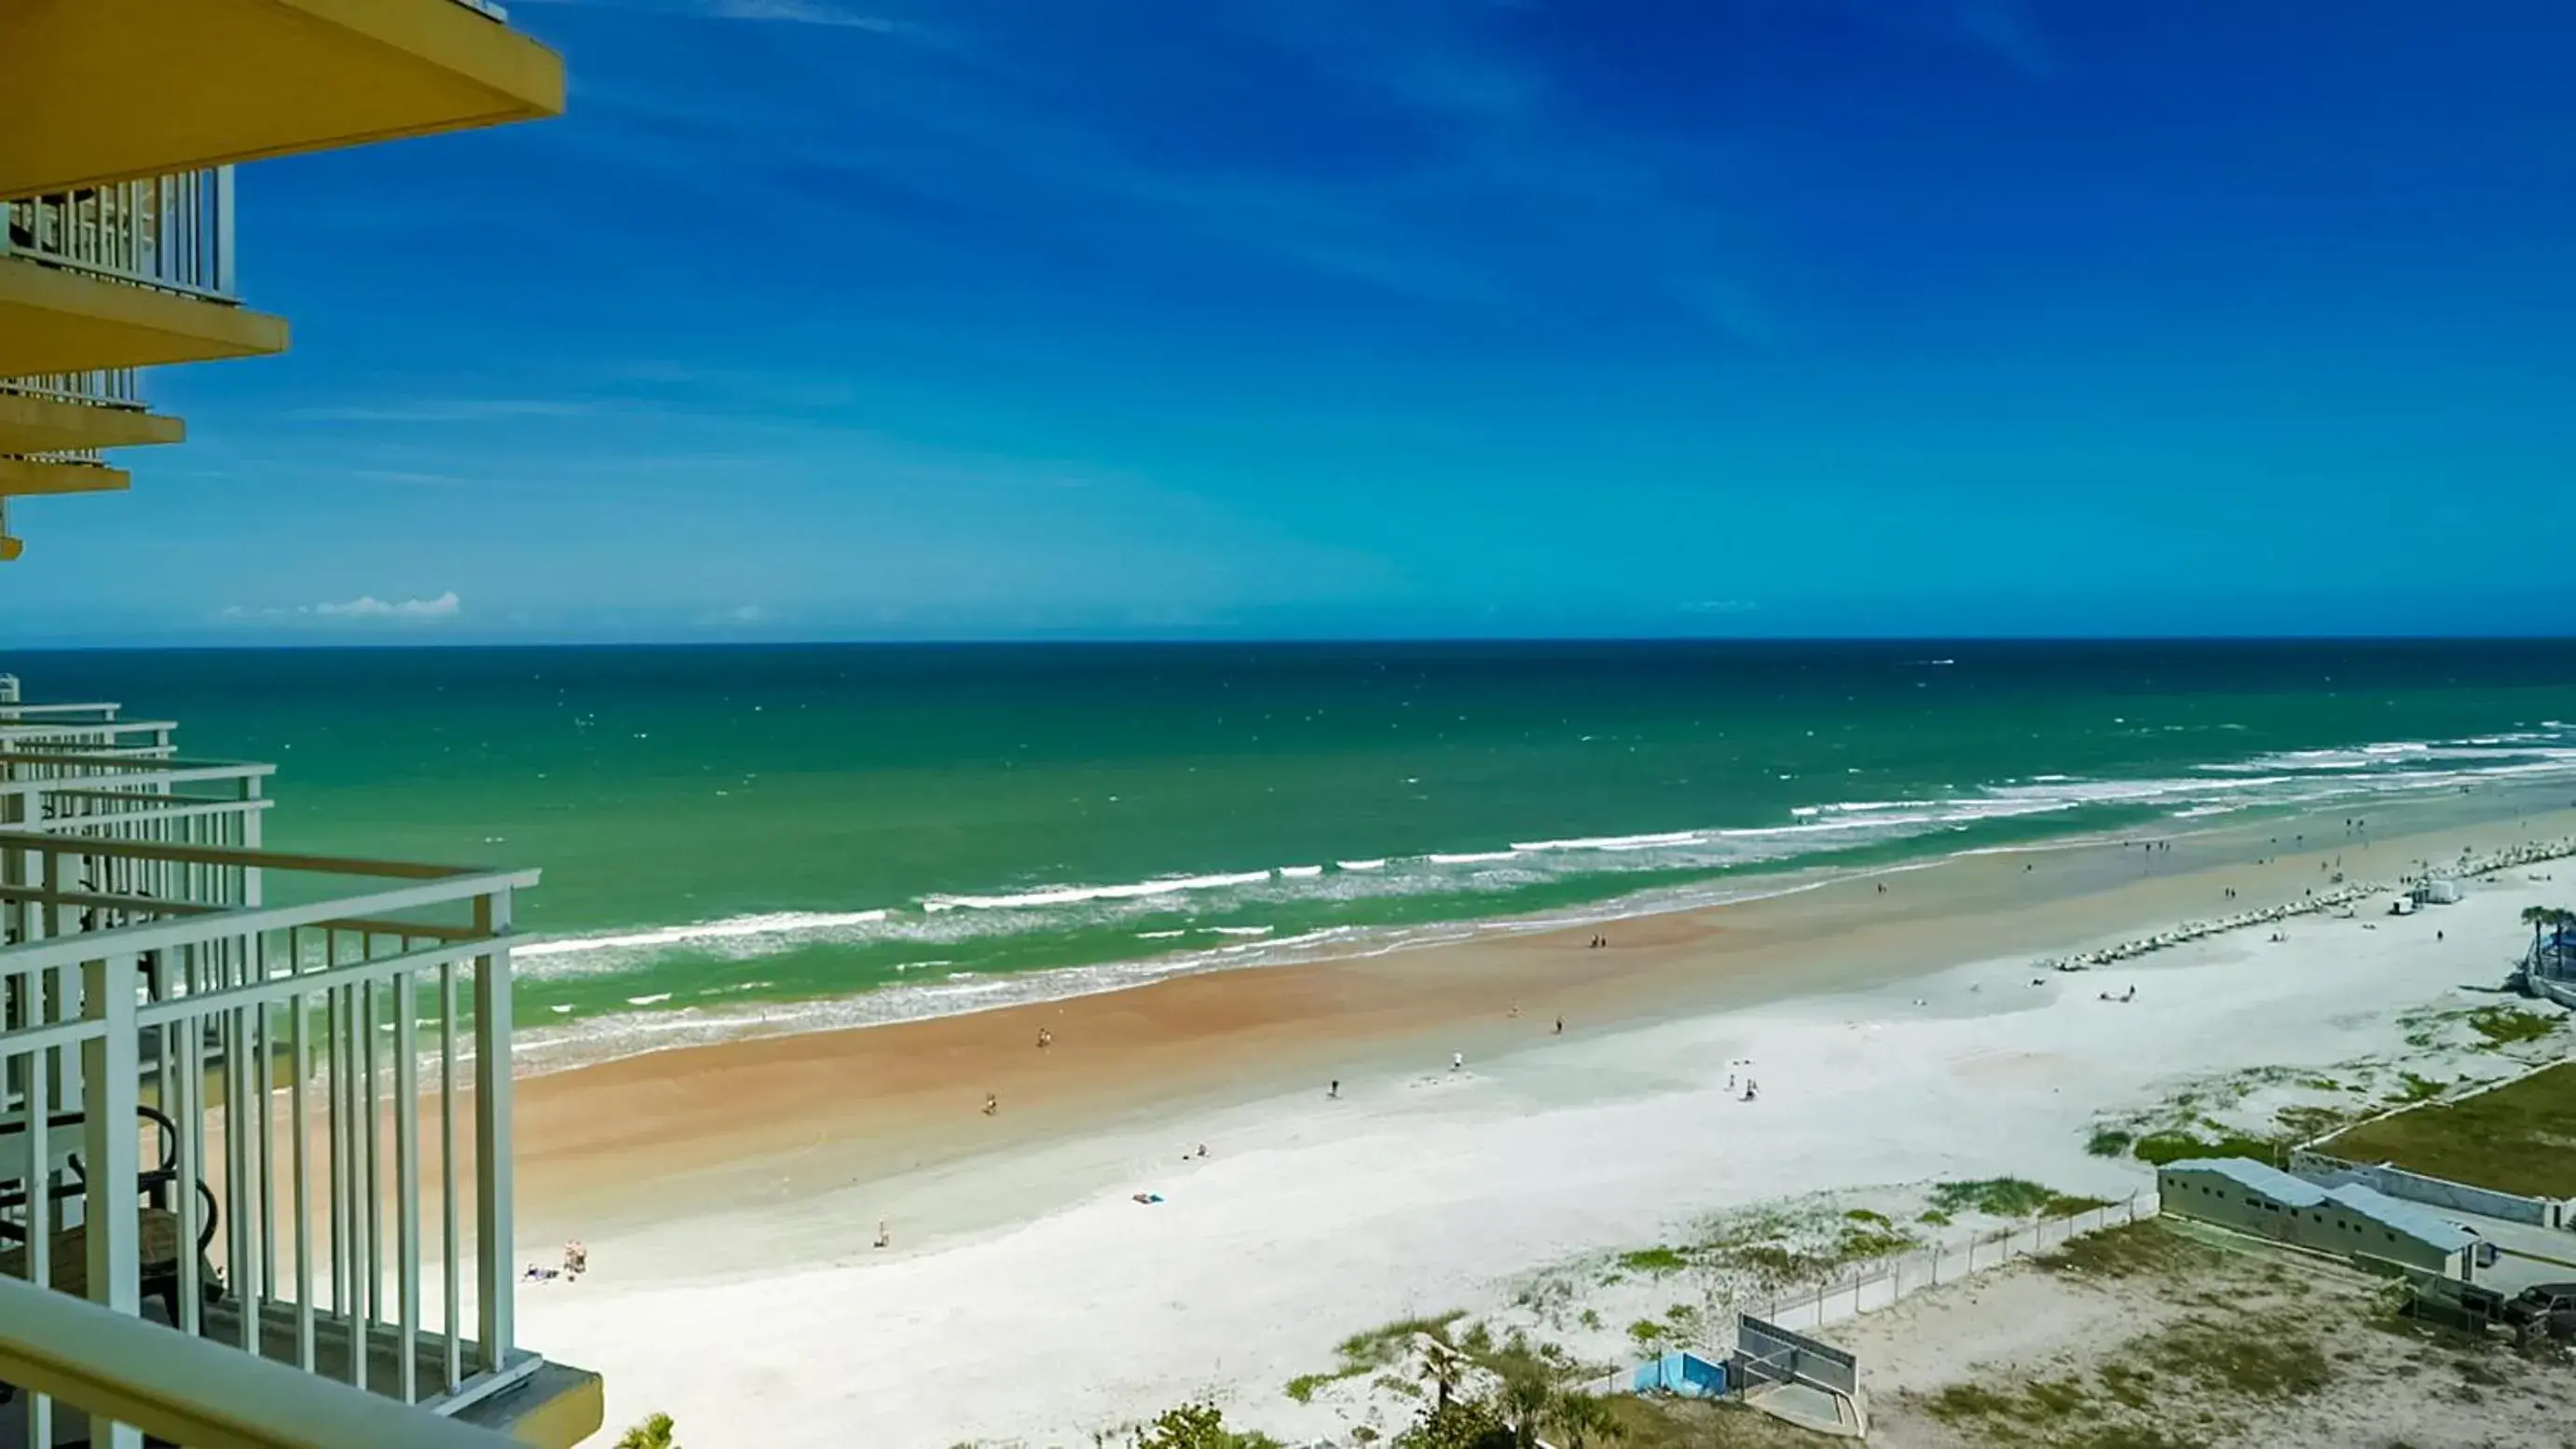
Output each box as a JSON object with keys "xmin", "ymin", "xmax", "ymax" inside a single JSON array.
[
  {"xmin": 315, "ymin": 592, "xmax": 464, "ymax": 621},
  {"xmin": 319, "ymin": 589, "xmax": 466, "ymax": 617}
]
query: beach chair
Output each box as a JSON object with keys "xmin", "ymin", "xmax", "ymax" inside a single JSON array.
[{"xmin": 0, "ymin": 1101, "xmax": 222, "ymax": 1325}]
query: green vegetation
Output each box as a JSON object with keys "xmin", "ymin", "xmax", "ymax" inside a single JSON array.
[
  {"xmin": 1924, "ymin": 1374, "xmax": 2204, "ymax": 1449},
  {"xmin": 2141, "ymin": 1316, "xmax": 2330, "ymax": 1398},
  {"xmin": 1595, "ymin": 1393, "xmax": 1823, "ymax": 1446},
  {"xmin": 2326, "ymin": 1059, "xmax": 2576, "ymax": 1198},
  {"xmin": 2035, "ymin": 1223, "xmax": 2222, "ymax": 1280},
  {"xmin": 1284, "ymin": 1311, "xmax": 1467, "ymax": 1402},
  {"xmin": 614, "ymin": 1415, "xmax": 678, "ymax": 1449},
  {"xmin": 2392, "ymin": 1072, "xmax": 2446, "ymax": 1104},
  {"xmin": 1926, "ymin": 1178, "xmax": 2114, "ymax": 1218},
  {"xmin": 2086, "ymin": 1126, "xmax": 2134, "ymax": 1158},
  {"xmin": 2128, "ymin": 1128, "xmax": 2281, "ymax": 1167},
  {"xmin": 2465, "ymin": 1003, "xmax": 2559, "ymax": 1046},
  {"xmin": 1614, "ymin": 1246, "xmax": 1689, "ymax": 1278},
  {"xmin": 1129, "ymin": 1401, "xmax": 1283, "ymax": 1449}
]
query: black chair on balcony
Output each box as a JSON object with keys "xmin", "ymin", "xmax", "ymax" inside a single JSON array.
[{"xmin": 0, "ymin": 1102, "xmax": 222, "ymax": 1325}]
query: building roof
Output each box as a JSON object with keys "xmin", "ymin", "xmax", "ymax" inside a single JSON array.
[{"xmin": 2160, "ymin": 1157, "xmax": 2478, "ymax": 1253}]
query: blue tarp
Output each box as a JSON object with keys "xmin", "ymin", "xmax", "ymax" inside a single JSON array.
[{"xmin": 1631, "ymin": 1350, "xmax": 1727, "ymax": 1398}]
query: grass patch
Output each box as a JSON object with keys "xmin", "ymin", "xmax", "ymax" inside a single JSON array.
[
  {"xmin": 2142, "ymin": 1315, "xmax": 2330, "ymax": 1398},
  {"xmin": 2087, "ymin": 1126, "xmax": 2135, "ymax": 1158},
  {"xmin": 2392, "ymin": 1072, "xmax": 2446, "ymax": 1104},
  {"xmin": 1615, "ymin": 1246, "xmax": 1690, "ymax": 1277},
  {"xmin": 2035, "ymin": 1222, "xmax": 2222, "ymax": 1280},
  {"xmin": 1599, "ymin": 1394, "xmax": 1831, "ymax": 1447},
  {"xmin": 1843, "ymin": 1208, "xmax": 1892, "ymax": 1227},
  {"xmin": 1928, "ymin": 1178, "xmax": 2116, "ymax": 1218},
  {"xmin": 2326, "ymin": 1059, "xmax": 2576, "ymax": 1199},
  {"xmin": 1283, "ymin": 1310, "xmax": 1465, "ymax": 1402},
  {"xmin": 2465, "ymin": 1004, "xmax": 2560, "ymax": 1046}
]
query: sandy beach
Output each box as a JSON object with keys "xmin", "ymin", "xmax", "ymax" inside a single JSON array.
[{"xmin": 508, "ymin": 801, "xmax": 2576, "ymax": 1445}]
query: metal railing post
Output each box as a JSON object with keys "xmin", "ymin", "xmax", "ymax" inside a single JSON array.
[
  {"xmin": 473, "ymin": 890, "xmax": 515, "ymax": 1369},
  {"xmin": 81, "ymin": 949, "xmax": 144, "ymax": 1449}
]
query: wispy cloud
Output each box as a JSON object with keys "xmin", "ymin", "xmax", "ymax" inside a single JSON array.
[
  {"xmin": 1950, "ymin": 0, "xmax": 2058, "ymax": 79},
  {"xmin": 519, "ymin": 0, "xmax": 909, "ymax": 29},
  {"xmin": 290, "ymin": 400, "xmax": 600, "ymax": 424},
  {"xmin": 221, "ymin": 592, "xmax": 463, "ymax": 622},
  {"xmin": 705, "ymin": 0, "xmax": 901, "ymax": 28},
  {"xmin": 319, "ymin": 592, "xmax": 463, "ymax": 620}
]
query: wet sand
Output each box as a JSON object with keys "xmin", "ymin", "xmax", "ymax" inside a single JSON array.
[{"xmin": 509, "ymin": 799, "xmax": 2576, "ymax": 1242}]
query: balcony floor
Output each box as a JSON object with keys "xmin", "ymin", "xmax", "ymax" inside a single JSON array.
[{"xmin": 0, "ymin": 258, "xmax": 287, "ymax": 376}]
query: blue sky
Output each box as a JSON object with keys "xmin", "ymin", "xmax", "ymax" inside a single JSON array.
[{"xmin": 7, "ymin": 0, "xmax": 2573, "ymax": 643}]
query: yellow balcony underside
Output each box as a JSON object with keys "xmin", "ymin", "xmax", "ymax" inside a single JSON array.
[
  {"xmin": 0, "ymin": 394, "xmax": 185, "ymax": 455},
  {"xmin": 0, "ymin": 256, "xmax": 288, "ymax": 376},
  {"xmin": 0, "ymin": 458, "xmax": 130, "ymax": 498},
  {"xmin": 0, "ymin": 0, "xmax": 567, "ymax": 196}
]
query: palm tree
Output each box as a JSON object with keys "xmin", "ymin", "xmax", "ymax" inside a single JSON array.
[
  {"xmin": 1502, "ymin": 1374, "xmax": 1552, "ymax": 1448},
  {"xmin": 2525, "ymin": 905, "xmax": 2556, "ymax": 964},
  {"xmin": 614, "ymin": 1413, "xmax": 677, "ymax": 1449},
  {"xmin": 1546, "ymin": 1390, "xmax": 1624, "ymax": 1449}
]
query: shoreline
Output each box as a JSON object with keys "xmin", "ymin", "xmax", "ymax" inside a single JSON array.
[
  {"xmin": 510, "ymin": 798, "xmax": 2576, "ymax": 1445},
  {"xmin": 508, "ymin": 792, "xmax": 2576, "ymax": 1244},
  {"xmin": 504, "ymin": 758, "xmax": 2576, "ymax": 1076}
]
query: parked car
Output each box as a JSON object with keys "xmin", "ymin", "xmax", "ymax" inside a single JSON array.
[{"xmin": 2502, "ymin": 1282, "xmax": 2576, "ymax": 1334}]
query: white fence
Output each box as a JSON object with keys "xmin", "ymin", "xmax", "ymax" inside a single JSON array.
[{"xmin": 1736, "ymin": 1192, "xmax": 2158, "ymax": 1336}]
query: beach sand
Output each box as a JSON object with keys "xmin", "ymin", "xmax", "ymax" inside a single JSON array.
[{"xmin": 508, "ymin": 802, "xmax": 2576, "ymax": 1444}]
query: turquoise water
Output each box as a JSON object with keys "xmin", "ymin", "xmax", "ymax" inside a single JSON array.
[{"xmin": 18, "ymin": 641, "xmax": 2576, "ymax": 1056}]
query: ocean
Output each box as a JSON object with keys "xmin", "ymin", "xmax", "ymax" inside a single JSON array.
[{"xmin": 18, "ymin": 640, "xmax": 2576, "ymax": 1062}]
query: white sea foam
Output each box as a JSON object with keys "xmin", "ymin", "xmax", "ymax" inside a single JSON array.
[
  {"xmin": 1509, "ymin": 830, "xmax": 1703, "ymax": 853},
  {"xmin": 625, "ymin": 992, "xmax": 673, "ymax": 1006},
  {"xmin": 923, "ymin": 870, "xmax": 1273, "ymax": 912},
  {"xmin": 518, "ymin": 909, "xmax": 893, "ymax": 960},
  {"xmin": 510, "ymin": 721, "xmax": 2576, "ymax": 1044}
]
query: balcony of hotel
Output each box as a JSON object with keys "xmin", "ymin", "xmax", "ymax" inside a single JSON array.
[
  {"xmin": 0, "ymin": 170, "xmax": 286, "ymax": 380},
  {"xmin": 0, "ymin": 0, "xmax": 566, "ymax": 201},
  {"xmin": 0, "ymin": 683, "xmax": 602, "ymax": 1449}
]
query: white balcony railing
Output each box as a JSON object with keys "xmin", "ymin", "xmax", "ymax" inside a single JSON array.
[
  {"xmin": 0, "ymin": 1275, "xmax": 515, "ymax": 1448},
  {"xmin": 0, "ymin": 371, "xmax": 148, "ymax": 468},
  {"xmin": 2, "ymin": 168, "xmax": 237, "ymax": 302},
  {"xmin": 1, "ymin": 712, "xmax": 557, "ymax": 1448}
]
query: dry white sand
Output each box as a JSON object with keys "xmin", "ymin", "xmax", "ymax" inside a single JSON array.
[{"xmin": 517, "ymin": 862, "xmax": 2567, "ymax": 1446}]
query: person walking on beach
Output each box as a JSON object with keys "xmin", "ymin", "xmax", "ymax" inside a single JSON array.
[
  {"xmin": 874, "ymin": 1220, "xmax": 891, "ymax": 1249},
  {"xmin": 1328, "ymin": 1078, "xmax": 1340, "ymax": 1099},
  {"xmin": 1554, "ymin": 1016, "xmax": 1564, "ymax": 1035},
  {"xmin": 982, "ymin": 1092, "xmax": 999, "ymax": 1116},
  {"xmin": 1451, "ymin": 1051, "xmax": 1464, "ymax": 1073}
]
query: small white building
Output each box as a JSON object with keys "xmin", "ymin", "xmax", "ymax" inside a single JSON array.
[
  {"xmin": 2158, "ymin": 1158, "xmax": 2482, "ymax": 1280},
  {"xmin": 2412, "ymin": 878, "xmax": 2464, "ymax": 906}
]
